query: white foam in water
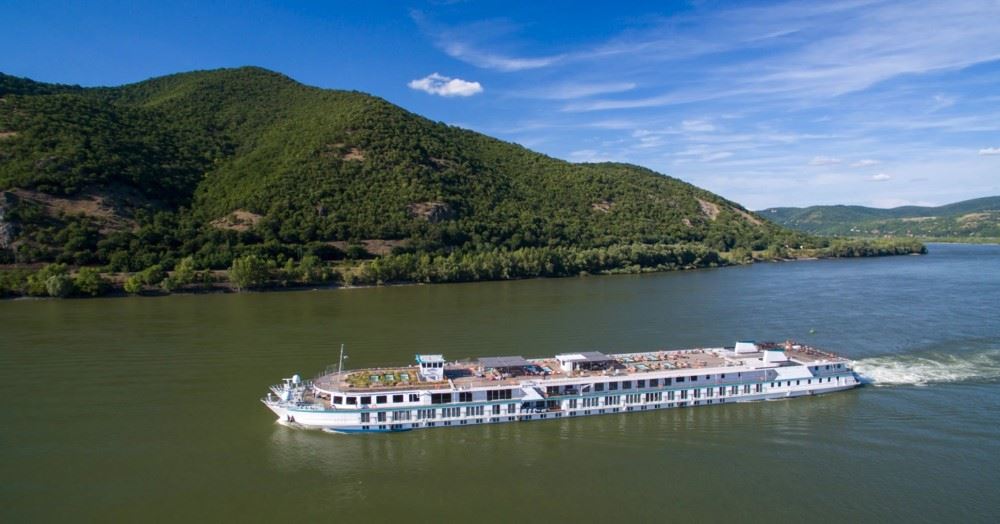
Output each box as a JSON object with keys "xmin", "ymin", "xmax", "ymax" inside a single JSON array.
[{"xmin": 854, "ymin": 349, "xmax": 1000, "ymax": 386}]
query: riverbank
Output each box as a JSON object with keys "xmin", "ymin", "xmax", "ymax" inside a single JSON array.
[{"xmin": 0, "ymin": 238, "xmax": 927, "ymax": 300}]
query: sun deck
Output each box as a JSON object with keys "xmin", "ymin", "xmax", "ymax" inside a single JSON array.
[{"xmin": 311, "ymin": 342, "xmax": 849, "ymax": 394}]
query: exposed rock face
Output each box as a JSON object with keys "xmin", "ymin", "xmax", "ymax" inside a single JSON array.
[
  {"xmin": 697, "ymin": 198, "xmax": 720, "ymax": 220},
  {"xmin": 0, "ymin": 191, "xmax": 19, "ymax": 249},
  {"xmin": 407, "ymin": 201, "xmax": 455, "ymax": 223},
  {"xmin": 210, "ymin": 209, "xmax": 264, "ymax": 232},
  {"xmin": 591, "ymin": 200, "xmax": 614, "ymax": 213}
]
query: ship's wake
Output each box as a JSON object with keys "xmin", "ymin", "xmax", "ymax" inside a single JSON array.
[{"xmin": 854, "ymin": 348, "xmax": 1000, "ymax": 386}]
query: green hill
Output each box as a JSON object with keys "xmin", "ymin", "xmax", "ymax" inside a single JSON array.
[
  {"xmin": 0, "ymin": 67, "xmax": 924, "ymax": 297},
  {"xmin": 761, "ymin": 197, "xmax": 1000, "ymax": 239}
]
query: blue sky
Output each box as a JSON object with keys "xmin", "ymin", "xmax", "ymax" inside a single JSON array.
[{"xmin": 3, "ymin": 0, "xmax": 998, "ymax": 209}]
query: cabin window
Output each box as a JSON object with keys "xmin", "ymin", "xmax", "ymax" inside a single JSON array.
[
  {"xmin": 637, "ymin": 380, "xmax": 646, "ymax": 388},
  {"xmin": 431, "ymin": 393, "xmax": 452, "ymax": 404},
  {"xmin": 609, "ymin": 382, "xmax": 619, "ymax": 390},
  {"xmin": 595, "ymin": 383, "xmax": 605, "ymax": 392},
  {"xmin": 459, "ymin": 392, "xmax": 473, "ymax": 402},
  {"xmin": 376, "ymin": 395, "xmax": 387, "ymax": 404},
  {"xmin": 360, "ymin": 413, "xmax": 370, "ymax": 423},
  {"xmin": 346, "ymin": 397, "xmax": 357, "ymax": 405},
  {"xmin": 392, "ymin": 394, "xmax": 403, "ymax": 403},
  {"xmin": 487, "ymin": 389, "xmax": 512, "ymax": 401},
  {"xmin": 547, "ymin": 386, "xmax": 559, "ymax": 395},
  {"xmin": 361, "ymin": 396, "xmax": 371, "ymax": 405},
  {"xmin": 333, "ymin": 396, "xmax": 343, "ymax": 404},
  {"xmin": 676, "ymin": 377, "xmax": 685, "ymax": 383},
  {"xmin": 409, "ymin": 394, "xmax": 419, "ymax": 402},
  {"xmin": 622, "ymin": 381, "xmax": 632, "ymax": 390},
  {"xmin": 721, "ymin": 374, "xmax": 726, "ymax": 379},
  {"xmin": 492, "ymin": 405, "xmax": 501, "ymax": 415},
  {"xmin": 650, "ymin": 379, "xmax": 659, "ymax": 387},
  {"xmin": 690, "ymin": 376, "xmax": 698, "ymax": 382},
  {"xmin": 377, "ymin": 412, "xmax": 386, "ymax": 422}
]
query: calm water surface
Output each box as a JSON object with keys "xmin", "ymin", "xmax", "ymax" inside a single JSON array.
[{"xmin": 2, "ymin": 243, "xmax": 998, "ymax": 522}]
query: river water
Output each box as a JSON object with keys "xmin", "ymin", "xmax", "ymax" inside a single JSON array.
[{"xmin": 1, "ymin": 243, "xmax": 998, "ymax": 522}]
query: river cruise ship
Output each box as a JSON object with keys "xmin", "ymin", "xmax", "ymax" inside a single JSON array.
[{"xmin": 262, "ymin": 340, "xmax": 859, "ymax": 433}]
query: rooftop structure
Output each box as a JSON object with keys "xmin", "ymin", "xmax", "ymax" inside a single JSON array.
[{"xmin": 478, "ymin": 356, "xmax": 530, "ymax": 369}]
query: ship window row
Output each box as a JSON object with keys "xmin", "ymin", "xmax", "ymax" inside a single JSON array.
[
  {"xmin": 333, "ymin": 393, "xmax": 421, "ymax": 406},
  {"xmin": 336, "ymin": 371, "xmax": 794, "ymax": 408}
]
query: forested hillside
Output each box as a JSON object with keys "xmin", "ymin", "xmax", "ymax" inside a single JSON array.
[
  {"xmin": 761, "ymin": 197, "xmax": 1000, "ymax": 239},
  {"xmin": 0, "ymin": 67, "xmax": 924, "ymax": 297}
]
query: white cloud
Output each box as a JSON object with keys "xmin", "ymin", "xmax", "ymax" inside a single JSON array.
[
  {"xmin": 682, "ymin": 119, "xmax": 715, "ymax": 132},
  {"xmin": 442, "ymin": 42, "xmax": 563, "ymax": 71},
  {"xmin": 850, "ymin": 159, "xmax": 881, "ymax": 168},
  {"xmin": 523, "ymin": 81, "xmax": 636, "ymax": 100},
  {"xmin": 870, "ymin": 173, "xmax": 892, "ymax": 181},
  {"xmin": 408, "ymin": 73, "xmax": 483, "ymax": 97},
  {"xmin": 556, "ymin": 1, "xmax": 1000, "ymax": 111},
  {"xmin": 979, "ymin": 147, "xmax": 1000, "ymax": 155},
  {"xmin": 702, "ymin": 151, "xmax": 733, "ymax": 162},
  {"xmin": 809, "ymin": 155, "xmax": 842, "ymax": 166}
]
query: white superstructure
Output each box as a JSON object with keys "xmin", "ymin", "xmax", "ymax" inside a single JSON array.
[{"xmin": 262, "ymin": 340, "xmax": 859, "ymax": 433}]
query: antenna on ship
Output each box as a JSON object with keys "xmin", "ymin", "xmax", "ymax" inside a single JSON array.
[{"xmin": 337, "ymin": 343, "xmax": 347, "ymax": 375}]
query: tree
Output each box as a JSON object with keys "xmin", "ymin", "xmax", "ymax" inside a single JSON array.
[
  {"xmin": 26, "ymin": 263, "xmax": 70, "ymax": 296},
  {"xmin": 228, "ymin": 255, "xmax": 270, "ymax": 291},
  {"xmin": 73, "ymin": 267, "xmax": 108, "ymax": 296},
  {"xmin": 297, "ymin": 254, "xmax": 321, "ymax": 282},
  {"xmin": 123, "ymin": 275, "xmax": 143, "ymax": 294},
  {"xmin": 172, "ymin": 256, "xmax": 196, "ymax": 286},
  {"xmin": 138, "ymin": 264, "xmax": 166, "ymax": 286},
  {"xmin": 45, "ymin": 274, "xmax": 75, "ymax": 297}
]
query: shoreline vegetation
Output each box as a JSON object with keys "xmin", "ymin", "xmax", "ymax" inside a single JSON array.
[{"xmin": 0, "ymin": 238, "xmax": 926, "ymax": 299}]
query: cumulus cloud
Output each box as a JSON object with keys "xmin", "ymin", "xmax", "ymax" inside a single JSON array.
[
  {"xmin": 870, "ymin": 173, "xmax": 892, "ymax": 181},
  {"xmin": 850, "ymin": 159, "xmax": 881, "ymax": 168},
  {"xmin": 408, "ymin": 73, "xmax": 483, "ymax": 97},
  {"xmin": 809, "ymin": 155, "xmax": 842, "ymax": 166},
  {"xmin": 979, "ymin": 147, "xmax": 1000, "ymax": 155}
]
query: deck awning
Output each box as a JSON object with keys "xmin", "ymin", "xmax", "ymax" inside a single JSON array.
[
  {"xmin": 520, "ymin": 386, "xmax": 544, "ymax": 401},
  {"xmin": 478, "ymin": 356, "xmax": 530, "ymax": 369},
  {"xmin": 556, "ymin": 351, "xmax": 613, "ymax": 363}
]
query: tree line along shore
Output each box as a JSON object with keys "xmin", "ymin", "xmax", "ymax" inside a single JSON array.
[{"xmin": 0, "ymin": 238, "xmax": 926, "ymax": 299}]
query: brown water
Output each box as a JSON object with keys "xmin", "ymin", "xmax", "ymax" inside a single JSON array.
[{"xmin": 2, "ymin": 244, "xmax": 999, "ymax": 522}]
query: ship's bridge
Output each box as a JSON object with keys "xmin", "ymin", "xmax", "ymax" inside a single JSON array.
[{"xmin": 416, "ymin": 354, "xmax": 445, "ymax": 381}]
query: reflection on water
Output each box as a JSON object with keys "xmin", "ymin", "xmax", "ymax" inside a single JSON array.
[{"xmin": 268, "ymin": 391, "xmax": 863, "ymax": 474}]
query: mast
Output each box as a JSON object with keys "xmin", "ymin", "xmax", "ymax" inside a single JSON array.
[{"xmin": 337, "ymin": 343, "xmax": 346, "ymax": 375}]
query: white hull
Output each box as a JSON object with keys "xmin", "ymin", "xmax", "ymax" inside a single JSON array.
[{"xmin": 264, "ymin": 374, "xmax": 860, "ymax": 433}]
